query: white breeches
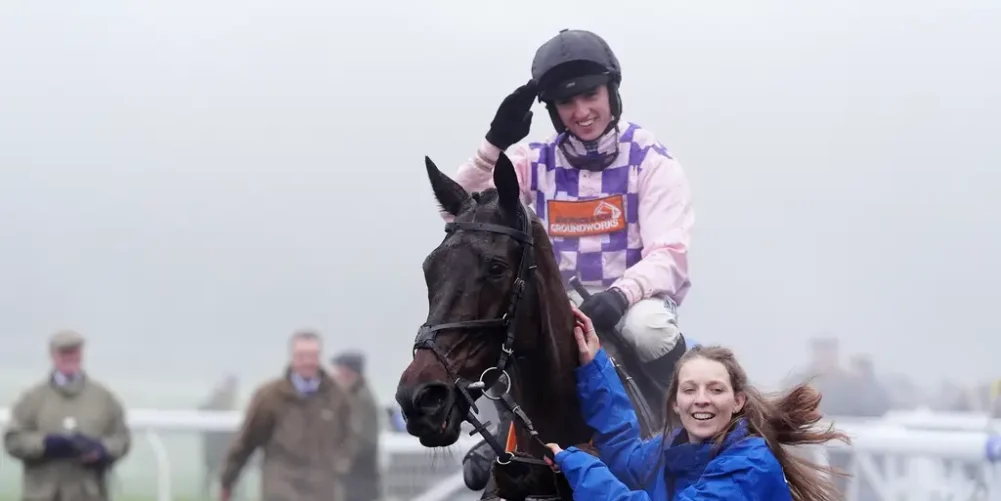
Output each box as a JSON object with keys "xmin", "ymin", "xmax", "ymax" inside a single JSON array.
[{"xmin": 569, "ymin": 286, "xmax": 683, "ymax": 363}]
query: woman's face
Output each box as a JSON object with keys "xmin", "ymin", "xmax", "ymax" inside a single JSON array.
[{"xmin": 672, "ymin": 357, "xmax": 746, "ymax": 442}]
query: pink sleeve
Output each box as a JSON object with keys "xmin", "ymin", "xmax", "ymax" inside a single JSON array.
[
  {"xmin": 445, "ymin": 139, "xmax": 534, "ymax": 217},
  {"xmin": 611, "ymin": 154, "xmax": 694, "ymax": 306}
]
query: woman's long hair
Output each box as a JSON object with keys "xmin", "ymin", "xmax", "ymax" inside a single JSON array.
[{"xmin": 661, "ymin": 345, "xmax": 850, "ymax": 501}]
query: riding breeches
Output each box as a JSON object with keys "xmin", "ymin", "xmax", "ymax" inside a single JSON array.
[{"xmin": 570, "ymin": 288, "xmax": 683, "ymax": 363}]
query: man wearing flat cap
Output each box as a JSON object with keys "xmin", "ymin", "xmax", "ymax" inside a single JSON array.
[
  {"xmin": 3, "ymin": 330, "xmax": 132, "ymax": 501},
  {"xmin": 331, "ymin": 351, "xmax": 382, "ymax": 501}
]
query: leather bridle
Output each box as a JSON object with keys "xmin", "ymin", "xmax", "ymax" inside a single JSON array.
[{"xmin": 411, "ymin": 202, "xmax": 556, "ymax": 470}]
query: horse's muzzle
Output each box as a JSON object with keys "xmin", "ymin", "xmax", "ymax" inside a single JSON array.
[{"xmin": 395, "ymin": 382, "xmax": 467, "ymax": 446}]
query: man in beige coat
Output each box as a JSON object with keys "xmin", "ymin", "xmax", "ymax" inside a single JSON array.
[
  {"xmin": 219, "ymin": 329, "xmax": 359, "ymax": 501},
  {"xmin": 3, "ymin": 330, "xmax": 132, "ymax": 501}
]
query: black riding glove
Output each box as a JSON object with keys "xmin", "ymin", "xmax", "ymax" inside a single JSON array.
[
  {"xmin": 485, "ymin": 80, "xmax": 538, "ymax": 150},
  {"xmin": 579, "ymin": 288, "xmax": 630, "ymax": 332}
]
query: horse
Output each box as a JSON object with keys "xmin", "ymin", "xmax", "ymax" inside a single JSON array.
[{"xmin": 395, "ymin": 151, "xmax": 656, "ymax": 500}]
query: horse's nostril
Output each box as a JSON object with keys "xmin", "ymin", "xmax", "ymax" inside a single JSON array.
[{"xmin": 413, "ymin": 383, "xmax": 450, "ymax": 413}]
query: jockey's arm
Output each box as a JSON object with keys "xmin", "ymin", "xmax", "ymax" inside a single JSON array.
[
  {"xmin": 610, "ymin": 153, "xmax": 694, "ymax": 306},
  {"xmin": 453, "ymin": 140, "xmax": 535, "ymax": 201}
]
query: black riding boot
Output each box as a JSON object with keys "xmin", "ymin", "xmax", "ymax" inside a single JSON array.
[
  {"xmin": 643, "ymin": 334, "xmax": 687, "ymax": 385},
  {"xmin": 462, "ymin": 401, "xmax": 513, "ymax": 491}
]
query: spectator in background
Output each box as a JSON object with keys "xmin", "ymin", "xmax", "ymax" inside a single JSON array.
[
  {"xmin": 846, "ymin": 354, "xmax": 890, "ymax": 501},
  {"xmin": 3, "ymin": 329, "xmax": 132, "ymax": 501},
  {"xmin": 331, "ymin": 351, "xmax": 382, "ymax": 501},
  {"xmin": 783, "ymin": 335, "xmax": 854, "ymax": 496},
  {"xmin": 785, "ymin": 336, "xmax": 854, "ymax": 416},
  {"xmin": 219, "ymin": 329, "xmax": 359, "ymax": 501},
  {"xmin": 881, "ymin": 373, "xmax": 925, "ymax": 410},
  {"xmin": 932, "ymin": 380, "xmax": 966, "ymax": 411},
  {"xmin": 199, "ymin": 373, "xmax": 240, "ymax": 499},
  {"xmin": 848, "ymin": 354, "xmax": 890, "ymax": 417}
]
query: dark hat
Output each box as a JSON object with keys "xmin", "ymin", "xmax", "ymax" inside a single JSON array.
[
  {"xmin": 49, "ymin": 329, "xmax": 85, "ymax": 351},
  {"xmin": 331, "ymin": 351, "xmax": 365, "ymax": 375},
  {"xmin": 532, "ymin": 29, "xmax": 621, "ymax": 102}
]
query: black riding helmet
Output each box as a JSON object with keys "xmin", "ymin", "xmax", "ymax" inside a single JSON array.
[{"xmin": 531, "ymin": 29, "xmax": 623, "ymax": 135}]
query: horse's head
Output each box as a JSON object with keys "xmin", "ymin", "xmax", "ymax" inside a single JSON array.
[{"xmin": 396, "ymin": 152, "xmax": 542, "ymax": 447}]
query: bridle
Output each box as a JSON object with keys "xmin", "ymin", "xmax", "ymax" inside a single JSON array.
[{"xmin": 412, "ymin": 202, "xmax": 557, "ymax": 471}]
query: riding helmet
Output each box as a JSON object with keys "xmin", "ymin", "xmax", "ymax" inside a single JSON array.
[{"xmin": 530, "ymin": 29, "xmax": 623, "ymax": 134}]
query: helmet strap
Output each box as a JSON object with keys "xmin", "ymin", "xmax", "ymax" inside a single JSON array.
[
  {"xmin": 545, "ymin": 103, "xmax": 566, "ymax": 135},
  {"xmin": 608, "ymin": 82, "xmax": 623, "ymax": 129}
]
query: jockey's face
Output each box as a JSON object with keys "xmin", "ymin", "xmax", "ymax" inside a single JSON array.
[
  {"xmin": 554, "ymin": 84, "xmax": 612, "ymax": 141},
  {"xmin": 672, "ymin": 357, "xmax": 746, "ymax": 443}
]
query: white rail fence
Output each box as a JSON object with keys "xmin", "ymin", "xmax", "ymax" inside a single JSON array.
[{"xmin": 2, "ymin": 408, "xmax": 1001, "ymax": 501}]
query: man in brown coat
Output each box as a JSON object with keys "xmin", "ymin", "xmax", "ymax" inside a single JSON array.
[
  {"xmin": 3, "ymin": 330, "xmax": 132, "ymax": 501},
  {"xmin": 219, "ymin": 329, "xmax": 359, "ymax": 501}
]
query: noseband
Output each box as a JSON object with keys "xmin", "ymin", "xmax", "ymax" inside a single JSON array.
[{"xmin": 412, "ymin": 202, "xmax": 554, "ymax": 467}]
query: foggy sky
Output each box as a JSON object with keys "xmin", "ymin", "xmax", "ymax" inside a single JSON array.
[{"xmin": 1, "ymin": 0, "xmax": 998, "ymax": 407}]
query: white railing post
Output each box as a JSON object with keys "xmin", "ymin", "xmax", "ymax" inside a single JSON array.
[{"xmin": 145, "ymin": 430, "xmax": 172, "ymax": 501}]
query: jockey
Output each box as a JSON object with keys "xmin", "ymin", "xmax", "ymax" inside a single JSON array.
[{"xmin": 455, "ymin": 28, "xmax": 695, "ymax": 491}]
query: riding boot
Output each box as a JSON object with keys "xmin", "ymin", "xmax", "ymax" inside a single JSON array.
[
  {"xmin": 642, "ymin": 334, "xmax": 687, "ymax": 387},
  {"xmin": 462, "ymin": 401, "xmax": 513, "ymax": 491}
]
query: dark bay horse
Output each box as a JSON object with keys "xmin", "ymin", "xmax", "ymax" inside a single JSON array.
[
  {"xmin": 395, "ymin": 151, "xmax": 597, "ymax": 500},
  {"xmin": 396, "ymin": 151, "xmax": 661, "ymax": 500}
]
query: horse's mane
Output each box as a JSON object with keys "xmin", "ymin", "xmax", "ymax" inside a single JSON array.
[{"xmin": 525, "ymin": 208, "xmax": 577, "ymax": 392}]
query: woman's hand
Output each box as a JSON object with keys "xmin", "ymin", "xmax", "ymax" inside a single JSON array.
[
  {"xmin": 544, "ymin": 443, "xmax": 563, "ymax": 472},
  {"xmin": 570, "ymin": 302, "xmax": 600, "ymax": 366}
]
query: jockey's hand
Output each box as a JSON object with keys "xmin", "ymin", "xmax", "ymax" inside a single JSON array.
[
  {"xmin": 571, "ymin": 303, "xmax": 600, "ymax": 365},
  {"xmin": 579, "ymin": 288, "xmax": 629, "ymax": 333},
  {"xmin": 485, "ymin": 80, "xmax": 537, "ymax": 150}
]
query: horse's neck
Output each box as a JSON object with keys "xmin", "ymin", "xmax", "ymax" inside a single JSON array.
[
  {"xmin": 511, "ymin": 315, "xmax": 592, "ymax": 453},
  {"xmin": 510, "ymin": 225, "xmax": 592, "ymax": 453},
  {"xmin": 514, "ymin": 360, "xmax": 590, "ymax": 449}
]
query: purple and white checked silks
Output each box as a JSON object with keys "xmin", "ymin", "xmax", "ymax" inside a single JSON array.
[{"xmin": 452, "ymin": 121, "xmax": 694, "ymax": 306}]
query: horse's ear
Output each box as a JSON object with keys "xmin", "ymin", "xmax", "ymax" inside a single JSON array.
[
  {"xmin": 425, "ymin": 156, "xmax": 469, "ymax": 216},
  {"xmin": 493, "ymin": 151, "xmax": 521, "ymax": 212}
]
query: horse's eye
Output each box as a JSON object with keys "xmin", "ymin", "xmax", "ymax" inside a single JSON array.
[{"xmin": 488, "ymin": 261, "xmax": 507, "ymax": 276}]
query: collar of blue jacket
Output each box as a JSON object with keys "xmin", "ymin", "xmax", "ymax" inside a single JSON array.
[{"xmin": 660, "ymin": 418, "xmax": 751, "ymax": 479}]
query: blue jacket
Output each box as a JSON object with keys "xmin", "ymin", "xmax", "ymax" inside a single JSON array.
[{"xmin": 554, "ymin": 348, "xmax": 792, "ymax": 501}]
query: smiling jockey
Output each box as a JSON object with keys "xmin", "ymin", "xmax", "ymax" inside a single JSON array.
[{"xmin": 453, "ymin": 29, "xmax": 695, "ymax": 491}]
